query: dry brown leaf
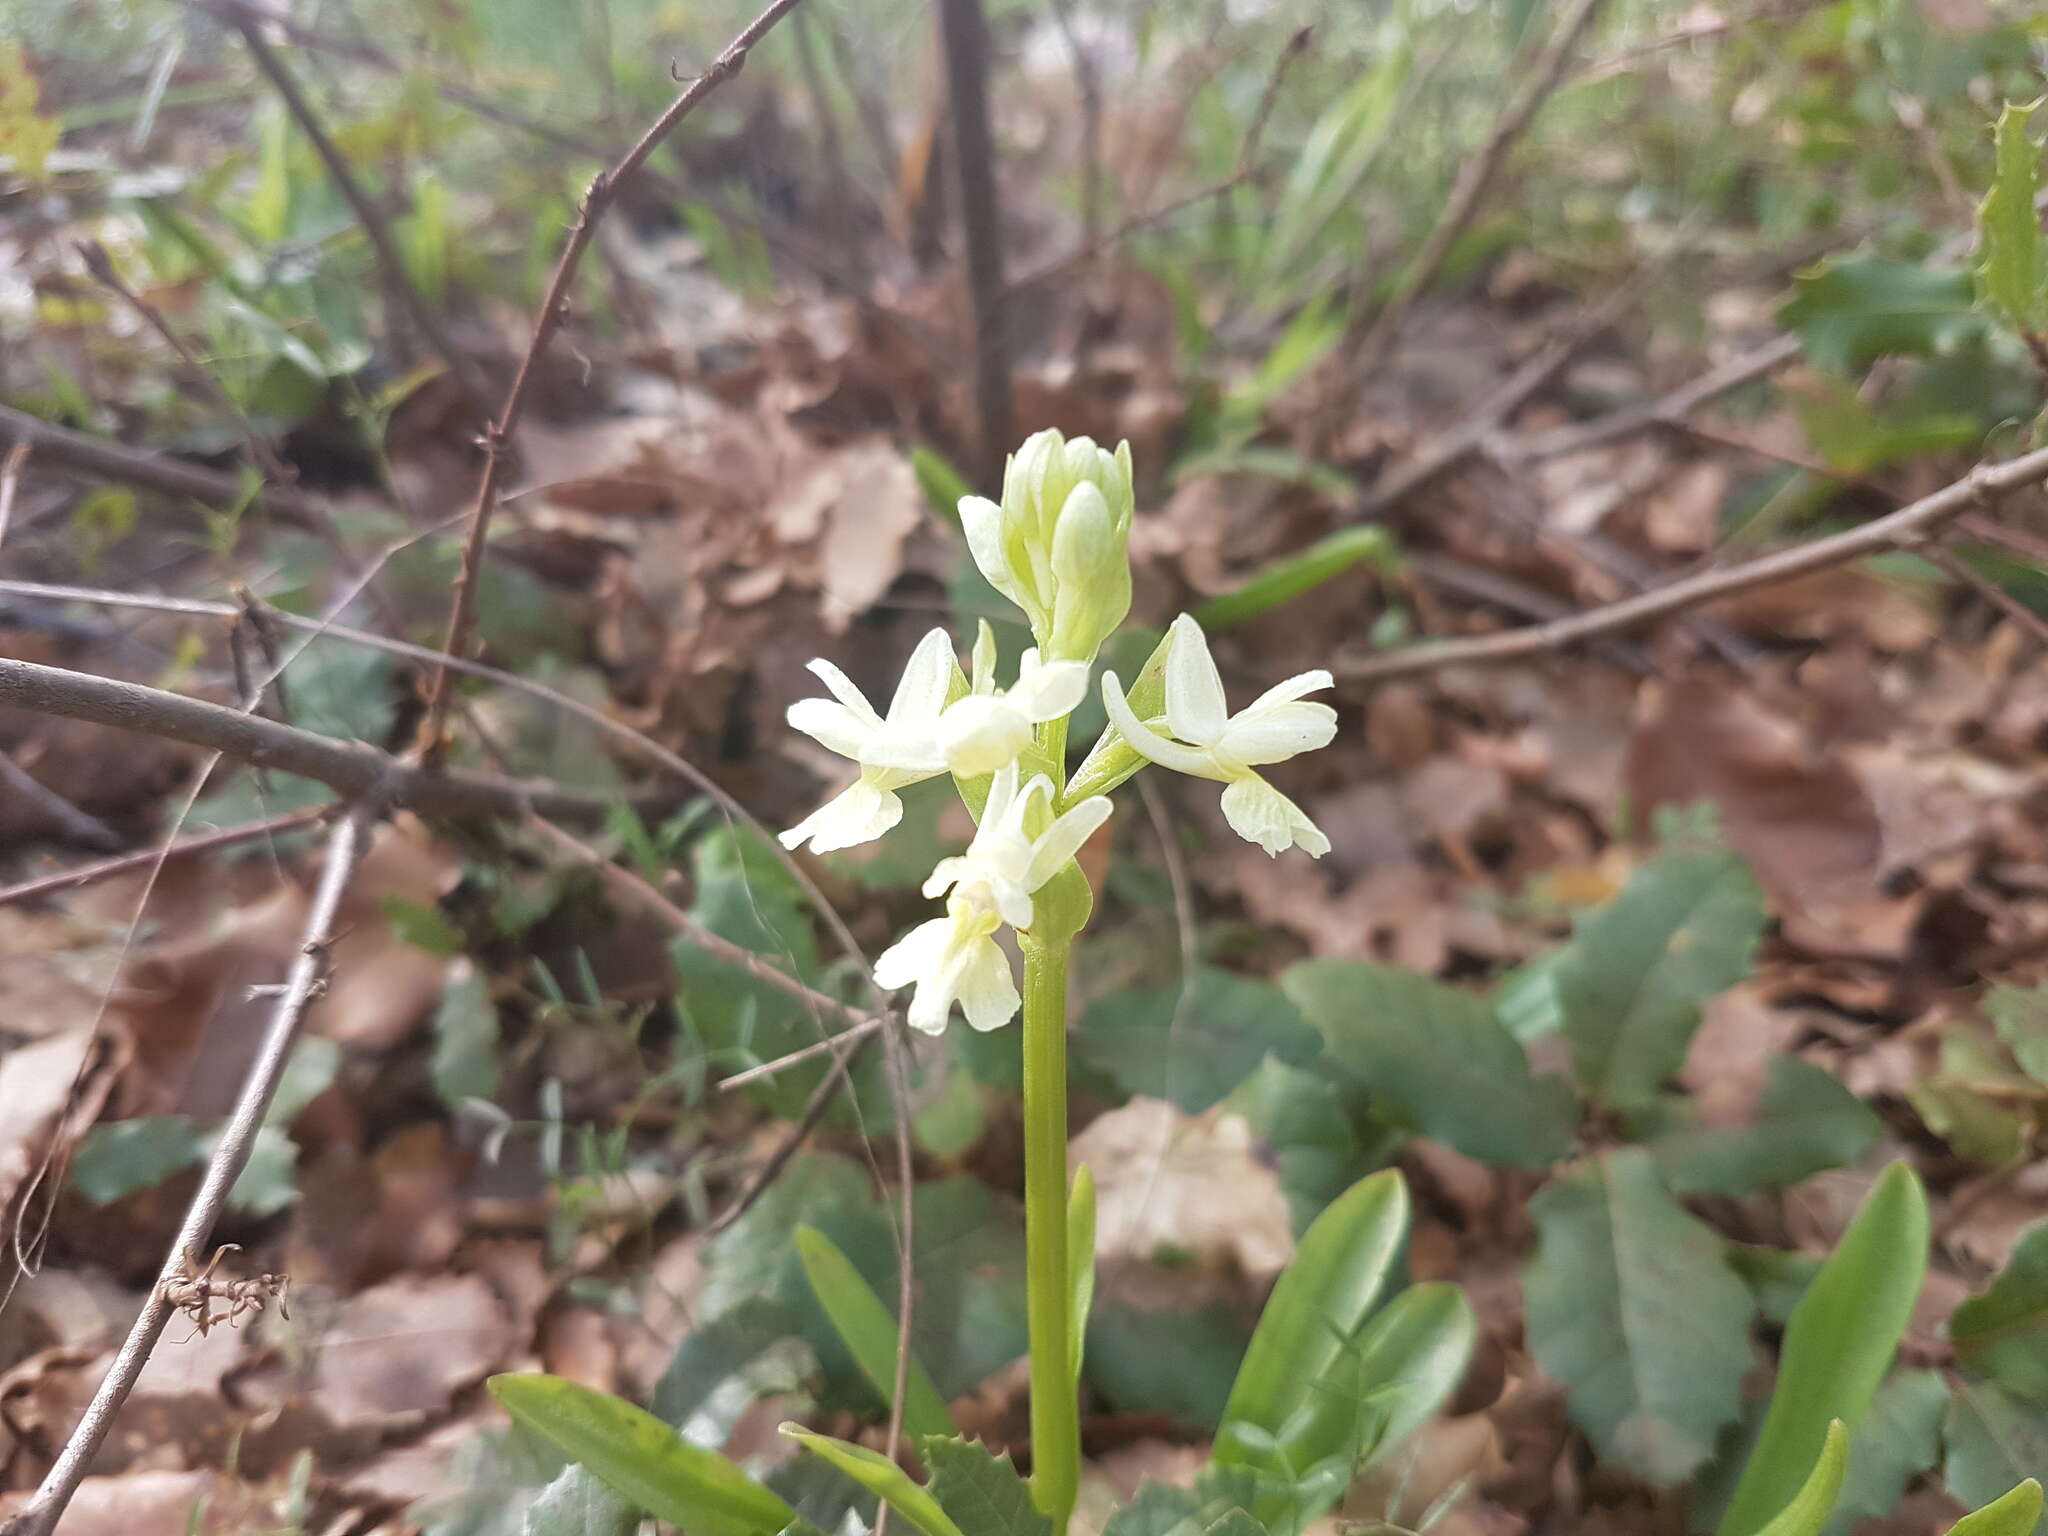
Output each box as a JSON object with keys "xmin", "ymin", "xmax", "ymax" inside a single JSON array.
[
  {"xmin": 0, "ymin": 1468, "xmax": 287, "ymax": 1535},
  {"xmin": 305, "ymin": 1273, "xmax": 513, "ymax": 1432}
]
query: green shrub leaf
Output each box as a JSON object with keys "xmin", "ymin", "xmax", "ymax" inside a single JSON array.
[
  {"xmin": 1284, "ymin": 961, "xmax": 1574, "ymax": 1167},
  {"xmin": 1557, "ymin": 849, "xmax": 1765, "ymax": 1111},
  {"xmin": 923, "ymin": 1437, "xmax": 1050, "ymax": 1536},
  {"xmin": 1079, "ymin": 967, "xmax": 1322, "ymax": 1113},
  {"xmin": 1646, "ymin": 1056, "xmax": 1880, "ymax": 1196},
  {"xmin": 1952, "ymin": 1221, "xmax": 2048, "ymax": 1403},
  {"xmin": 488, "ymin": 1374, "xmax": 796, "ymax": 1536},
  {"xmin": 522, "ymin": 1465, "xmax": 636, "ymax": 1536},
  {"xmin": 1820, "ymin": 1369, "xmax": 1948, "ymax": 1536},
  {"xmin": 1946, "ymin": 1385, "xmax": 2048, "ymax": 1535},
  {"xmin": 1718, "ymin": 1163, "xmax": 1930, "ymax": 1536},
  {"xmin": 1978, "ymin": 100, "xmax": 2047, "ymax": 336},
  {"xmin": 1524, "ymin": 1149, "xmax": 1753, "ymax": 1484},
  {"xmin": 1780, "ymin": 255, "xmax": 1983, "ymax": 375}
]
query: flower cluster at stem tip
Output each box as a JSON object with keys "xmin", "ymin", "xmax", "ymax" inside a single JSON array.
[{"xmin": 780, "ymin": 430, "xmax": 1338, "ymax": 1033}]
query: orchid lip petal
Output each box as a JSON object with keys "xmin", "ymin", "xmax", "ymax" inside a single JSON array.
[
  {"xmin": 1216, "ymin": 701, "xmax": 1339, "ymax": 768},
  {"xmin": 1240, "ymin": 668, "xmax": 1335, "ymax": 716}
]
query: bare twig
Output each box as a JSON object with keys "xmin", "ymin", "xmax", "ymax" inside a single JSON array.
[
  {"xmin": 218, "ymin": 5, "xmax": 492, "ymax": 422},
  {"xmin": 0, "ymin": 803, "xmax": 332, "ymax": 908},
  {"xmin": 705, "ymin": 1034, "xmax": 872, "ymax": 1237},
  {"xmin": 1337, "ymin": 444, "xmax": 2048, "ymax": 680},
  {"xmin": 74, "ymin": 241, "xmax": 296, "ymax": 487},
  {"xmin": 716, "ymin": 1016, "xmax": 885, "ymax": 1091},
  {"xmin": 0, "ymin": 808, "xmax": 371, "ymax": 1536},
  {"xmin": 0, "ymin": 658, "xmax": 631, "ymax": 825},
  {"xmin": 0, "ymin": 753, "xmax": 122, "ymax": 851},
  {"xmin": 1922, "ymin": 544, "xmax": 2048, "ymax": 650},
  {"xmin": 418, "ymin": 0, "xmax": 808, "ymax": 768},
  {"xmin": 1350, "ymin": 0, "xmax": 1608, "ymax": 375},
  {"xmin": 0, "ymin": 404, "xmax": 330, "ymax": 533},
  {"xmin": 1489, "ymin": 332, "xmax": 1804, "ymax": 463},
  {"xmin": 0, "ymin": 438, "xmax": 28, "ymax": 549},
  {"xmin": 935, "ymin": 0, "xmax": 1011, "ymax": 485}
]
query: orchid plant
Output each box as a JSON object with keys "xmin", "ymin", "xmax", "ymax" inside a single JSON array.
[{"xmin": 486, "ymin": 434, "xmax": 1474, "ymax": 1536}]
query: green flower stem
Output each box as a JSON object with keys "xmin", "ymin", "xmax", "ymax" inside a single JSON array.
[{"xmin": 1021, "ymin": 934, "xmax": 1077, "ymax": 1533}]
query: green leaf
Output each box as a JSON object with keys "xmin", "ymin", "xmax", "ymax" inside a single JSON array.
[
  {"xmin": 227, "ymin": 1125, "xmax": 300, "ymax": 1216},
  {"xmin": 522, "ymin": 1465, "xmax": 636, "ymax": 1536},
  {"xmin": 432, "ymin": 960, "xmax": 502, "ymax": 1107},
  {"xmin": 489, "ymin": 1374, "xmax": 796, "ymax": 1536},
  {"xmin": 1821, "ymin": 1369, "xmax": 1948, "ymax": 1536},
  {"xmin": 1215, "ymin": 1169, "xmax": 1408, "ymax": 1465},
  {"xmin": 1080, "ymin": 968, "xmax": 1323, "ymax": 1114},
  {"xmin": 923, "ymin": 1437, "xmax": 1050, "ymax": 1536},
  {"xmin": 651, "ymin": 1296, "xmax": 807, "ymax": 1431},
  {"xmin": 1101, "ymin": 1482, "xmax": 1208, "ymax": 1536},
  {"xmin": 1646, "ymin": 1057, "xmax": 1880, "ymax": 1196},
  {"xmin": 1945, "ymin": 1385, "xmax": 2048, "ymax": 1536},
  {"xmin": 1793, "ymin": 382, "xmax": 1981, "ymax": 475},
  {"xmin": 70, "ymin": 1116, "xmax": 205, "ymax": 1205},
  {"xmin": 1524, "ymin": 1150, "xmax": 1753, "ymax": 1484},
  {"xmin": 1950, "ymin": 1480, "xmax": 2047, "ymax": 1536},
  {"xmin": 1069, "ymin": 1165, "xmax": 1096, "ymax": 1386},
  {"xmin": 1978, "ymin": 100, "xmax": 2047, "ymax": 336},
  {"xmin": 1780, "ymin": 255, "xmax": 1984, "ymax": 375},
  {"xmin": 1192, "ymin": 528, "xmax": 1399, "ymax": 631},
  {"xmin": 779, "ymin": 1426, "xmax": 965, "ymax": 1536},
  {"xmin": 1557, "ymin": 849, "xmax": 1765, "ymax": 1111},
  {"xmin": 1988, "ymin": 982, "xmax": 2048, "ymax": 1085},
  {"xmin": 1718, "ymin": 1163, "xmax": 1930, "ymax": 1536},
  {"xmin": 1085, "ymin": 1299, "xmax": 1249, "ymax": 1430},
  {"xmin": 1285, "ymin": 960, "xmax": 1573, "ymax": 1168},
  {"xmin": 794, "ymin": 1226, "xmax": 954, "ymax": 1447},
  {"xmin": 1351, "ymin": 1282, "xmax": 1478, "ymax": 1470},
  {"xmin": 1753, "ymin": 1420, "xmax": 1849, "ymax": 1536},
  {"xmin": 1952, "ymin": 1221, "xmax": 2048, "ymax": 1403},
  {"xmin": 1226, "ymin": 1059, "xmax": 1401, "ymax": 1235},
  {"xmin": 912, "ymin": 446, "xmax": 974, "ymax": 531},
  {"xmin": 380, "ymin": 893, "xmax": 465, "ymax": 957}
]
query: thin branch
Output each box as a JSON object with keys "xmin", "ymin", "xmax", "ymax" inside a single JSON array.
[
  {"xmin": 0, "ymin": 803, "xmax": 332, "ymax": 908},
  {"xmin": 935, "ymin": 0, "xmax": 1011, "ymax": 485},
  {"xmin": 0, "ymin": 438, "xmax": 28, "ymax": 549},
  {"xmin": 418, "ymin": 0, "xmax": 808, "ymax": 768},
  {"xmin": 1338, "ymin": 443, "xmax": 2048, "ymax": 681},
  {"xmin": 1350, "ymin": 0, "xmax": 1608, "ymax": 375},
  {"xmin": 0, "ymin": 579, "xmax": 884, "ymax": 1014},
  {"xmin": 716, "ymin": 1016, "xmax": 885, "ymax": 1091},
  {"xmin": 0, "ymin": 807, "xmax": 372, "ymax": 1536},
  {"xmin": 1923, "ymin": 544, "xmax": 2048, "ymax": 650},
  {"xmin": 74, "ymin": 240, "xmax": 295, "ymax": 487},
  {"xmin": 217, "ymin": 4, "xmax": 492, "ymax": 423},
  {"xmin": 0, "ymin": 404, "xmax": 330, "ymax": 533},
  {"xmin": 0, "ymin": 753, "xmax": 122, "ymax": 851},
  {"xmin": 1490, "ymin": 332, "xmax": 1804, "ymax": 463},
  {"xmin": 0, "ymin": 658, "xmax": 630, "ymax": 825},
  {"xmin": 705, "ymin": 1034, "xmax": 872, "ymax": 1237}
]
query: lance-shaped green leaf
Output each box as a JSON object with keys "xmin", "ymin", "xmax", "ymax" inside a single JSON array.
[
  {"xmin": 1069, "ymin": 1165, "xmax": 1096, "ymax": 1386},
  {"xmin": 489, "ymin": 1374, "xmax": 796, "ymax": 1536},
  {"xmin": 924, "ymin": 1437, "xmax": 1051, "ymax": 1536},
  {"xmin": 1558, "ymin": 849, "xmax": 1765, "ymax": 1111},
  {"xmin": 1351, "ymin": 1282, "xmax": 1478, "ymax": 1470},
  {"xmin": 1524, "ymin": 1150, "xmax": 1753, "ymax": 1484},
  {"xmin": 1214, "ymin": 1169, "xmax": 1408, "ymax": 1466},
  {"xmin": 795, "ymin": 1225, "xmax": 953, "ymax": 1448},
  {"xmin": 1950, "ymin": 1481, "xmax": 2046, "ymax": 1536},
  {"xmin": 1192, "ymin": 527, "xmax": 1399, "ymax": 631},
  {"xmin": 1952, "ymin": 1220, "xmax": 2048, "ymax": 1403},
  {"xmin": 1945, "ymin": 1386, "xmax": 2048, "ymax": 1535},
  {"xmin": 1978, "ymin": 101, "xmax": 2047, "ymax": 337},
  {"xmin": 1284, "ymin": 961, "xmax": 1574, "ymax": 1168},
  {"xmin": 1718, "ymin": 1163, "xmax": 1929, "ymax": 1536},
  {"xmin": 780, "ymin": 1425, "xmax": 965, "ymax": 1536},
  {"xmin": 1752, "ymin": 1421, "xmax": 1849, "ymax": 1536}
]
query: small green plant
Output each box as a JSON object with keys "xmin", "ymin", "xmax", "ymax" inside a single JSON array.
[{"xmin": 487, "ymin": 430, "xmax": 1474, "ymax": 1536}]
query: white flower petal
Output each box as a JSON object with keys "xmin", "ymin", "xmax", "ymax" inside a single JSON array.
[
  {"xmin": 960, "ymin": 497, "xmax": 1016, "ymax": 603},
  {"xmin": 938, "ymin": 694, "xmax": 1033, "ymax": 778},
  {"xmin": 1011, "ymin": 653, "xmax": 1090, "ymax": 724},
  {"xmin": 806, "ymin": 658, "xmax": 881, "ymax": 724},
  {"xmin": 874, "ymin": 915, "xmax": 952, "ymax": 991},
  {"xmin": 1023, "ymin": 795, "xmax": 1112, "ymax": 892},
  {"xmin": 886, "ymin": 628, "xmax": 959, "ymax": 727},
  {"xmin": 1241, "ymin": 668, "xmax": 1335, "ymax": 716},
  {"xmin": 956, "ymin": 935, "xmax": 1021, "ymax": 1031},
  {"xmin": 994, "ymin": 883, "xmax": 1035, "ymax": 931},
  {"xmin": 1163, "ymin": 614, "xmax": 1229, "ymax": 747},
  {"xmin": 1218, "ymin": 775, "xmax": 1330, "ymax": 858},
  {"xmin": 1216, "ymin": 700, "xmax": 1339, "ymax": 768},
  {"xmin": 779, "ymin": 779, "xmax": 902, "ymax": 854},
  {"xmin": 1101, "ymin": 672, "xmax": 1223, "ymax": 780},
  {"xmin": 979, "ymin": 760, "xmax": 1022, "ymax": 832},
  {"xmin": 923, "ymin": 855, "xmax": 971, "ymax": 901},
  {"xmin": 786, "ymin": 697, "xmax": 873, "ymax": 759}
]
